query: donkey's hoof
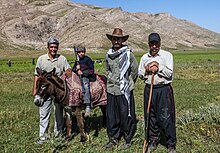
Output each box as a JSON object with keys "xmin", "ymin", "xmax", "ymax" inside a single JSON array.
[
  {"xmin": 65, "ymin": 136, "xmax": 72, "ymax": 142},
  {"xmin": 80, "ymin": 136, "xmax": 87, "ymax": 144}
]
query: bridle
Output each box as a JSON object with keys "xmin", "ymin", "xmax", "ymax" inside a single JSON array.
[{"xmin": 41, "ymin": 75, "xmax": 69, "ymax": 103}]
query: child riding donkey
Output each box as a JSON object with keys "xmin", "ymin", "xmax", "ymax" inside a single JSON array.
[{"xmin": 72, "ymin": 45, "xmax": 95, "ymax": 117}]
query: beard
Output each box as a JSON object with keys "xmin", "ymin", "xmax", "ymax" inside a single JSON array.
[
  {"xmin": 150, "ymin": 48, "xmax": 160, "ymax": 56},
  {"xmin": 113, "ymin": 43, "xmax": 122, "ymax": 51}
]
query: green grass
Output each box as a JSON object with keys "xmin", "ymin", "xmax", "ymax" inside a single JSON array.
[{"xmin": 0, "ymin": 50, "xmax": 220, "ymax": 152}]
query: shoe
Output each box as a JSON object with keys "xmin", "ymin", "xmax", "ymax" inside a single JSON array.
[
  {"xmin": 104, "ymin": 139, "xmax": 118, "ymax": 149},
  {"xmin": 84, "ymin": 107, "xmax": 91, "ymax": 117},
  {"xmin": 121, "ymin": 142, "xmax": 131, "ymax": 149},
  {"xmin": 35, "ymin": 139, "xmax": 46, "ymax": 145},
  {"xmin": 145, "ymin": 142, "xmax": 157, "ymax": 153},
  {"xmin": 55, "ymin": 132, "xmax": 64, "ymax": 139},
  {"xmin": 168, "ymin": 147, "xmax": 176, "ymax": 153}
]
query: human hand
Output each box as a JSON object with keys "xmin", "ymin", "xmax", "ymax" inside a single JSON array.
[
  {"xmin": 150, "ymin": 65, "xmax": 158, "ymax": 74},
  {"xmin": 32, "ymin": 90, "xmax": 36, "ymax": 97},
  {"xmin": 64, "ymin": 69, "xmax": 72, "ymax": 78},
  {"xmin": 76, "ymin": 65, "xmax": 80, "ymax": 70},
  {"xmin": 145, "ymin": 61, "xmax": 159, "ymax": 73},
  {"xmin": 144, "ymin": 75, "xmax": 148, "ymax": 80},
  {"xmin": 77, "ymin": 70, "xmax": 83, "ymax": 75}
]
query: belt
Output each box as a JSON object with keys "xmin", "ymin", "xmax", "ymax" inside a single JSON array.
[{"xmin": 146, "ymin": 83, "xmax": 170, "ymax": 88}]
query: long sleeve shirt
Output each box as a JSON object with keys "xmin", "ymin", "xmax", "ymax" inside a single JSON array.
[
  {"xmin": 72, "ymin": 55, "xmax": 94, "ymax": 78},
  {"xmin": 138, "ymin": 49, "xmax": 173, "ymax": 85},
  {"xmin": 106, "ymin": 51, "xmax": 138, "ymax": 95}
]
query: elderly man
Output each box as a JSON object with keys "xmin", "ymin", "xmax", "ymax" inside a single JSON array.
[
  {"xmin": 33, "ymin": 38, "xmax": 71, "ymax": 144},
  {"xmin": 104, "ymin": 28, "xmax": 138, "ymax": 150},
  {"xmin": 138, "ymin": 33, "xmax": 176, "ymax": 153}
]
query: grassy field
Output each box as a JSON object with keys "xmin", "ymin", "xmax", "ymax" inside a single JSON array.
[{"xmin": 0, "ymin": 49, "xmax": 220, "ymax": 153}]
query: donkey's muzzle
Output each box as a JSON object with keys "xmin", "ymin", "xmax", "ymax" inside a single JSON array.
[{"xmin": 34, "ymin": 95, "xmax": 44, "ymax": 107}]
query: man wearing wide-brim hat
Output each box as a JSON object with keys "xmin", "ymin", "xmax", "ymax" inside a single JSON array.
[
  {"xmin": 104, "ymin": 28, "xmax": 138, "ymax": 150},
  {"xmin": 106, "ymin": 28, "xmax": 129, "ymax": 43}
]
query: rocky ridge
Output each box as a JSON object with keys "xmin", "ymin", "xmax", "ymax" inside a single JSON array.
[{"xmin": 0, "ymin": 0, "xmax": 220, "ymax": 52}]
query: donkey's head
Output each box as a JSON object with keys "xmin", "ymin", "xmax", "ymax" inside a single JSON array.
[{"xmin": 34, "ymin": 68, "xmax": 64, "ymax": 107}]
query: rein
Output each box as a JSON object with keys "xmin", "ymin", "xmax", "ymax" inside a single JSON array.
[
  {"xmin": 48, "ymin": 76, "xmax": 68, "ymax": 103},
  {"xmin": 59, "ymin": 79, "xmax": 68, "ymax": 103}
]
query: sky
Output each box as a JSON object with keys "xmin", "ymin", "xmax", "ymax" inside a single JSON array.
[{"xmin": 72, "ymin": 0, "xmax": 220, "ymax": 34}]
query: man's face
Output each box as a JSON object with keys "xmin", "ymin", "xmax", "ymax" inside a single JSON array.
[
  {"xmin": 111, "ymin": 37, "xmax": 123, "ymax": 50},
  {"xmin": 77, "ymin": 51, "xmax": 86, "ymax": 59},
  {"xmin": 149, "ymin": 41, "xmax": 160, "ymax": 57},
  {"xmin": 48, "ymin": 43, "xmax": 58, "ymax": 58}
]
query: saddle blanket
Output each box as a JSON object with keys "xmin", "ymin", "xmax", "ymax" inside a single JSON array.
[{"xmin": 64, "ymin": 73, "xmax": 107, "ymax": 107}]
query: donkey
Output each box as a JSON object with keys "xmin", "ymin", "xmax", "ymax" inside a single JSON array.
[{"xmin": 34, "ymin": 68, "xmax": 107, "ymax": 142}]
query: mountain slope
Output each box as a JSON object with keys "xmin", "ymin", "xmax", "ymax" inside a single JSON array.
[{"xmin": 0, "ymin": 0, "xmax": 220, "ymax": 51}]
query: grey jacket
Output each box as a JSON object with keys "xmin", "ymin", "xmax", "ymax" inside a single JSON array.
[{"xmin": 106, "ymin": 50, "xmax": 138, "ymax": 95}]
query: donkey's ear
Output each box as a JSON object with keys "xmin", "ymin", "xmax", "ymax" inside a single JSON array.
[{"xmin": 36, "ymin": 67, "xmax": 42, "ymax": 76}]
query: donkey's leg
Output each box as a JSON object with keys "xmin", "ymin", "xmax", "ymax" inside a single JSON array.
[
  {"xmin": 65, "ymin": 111, "xmax": 72, "ymax": 140},
  {"xmin": 64, "ymin": 106, "xmax": 73, "ymax": 140},
  {"xmin": 75, "ymin": 107, "xmax": 87, "ymax": 142},
  {"xmin": 99, "ymin": 105, "xmax": 107, "ymax": 127}
]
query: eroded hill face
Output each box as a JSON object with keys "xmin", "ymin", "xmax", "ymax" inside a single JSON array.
[{"xmin": 0, "ymin": 0, "xmax": 220, "ymax": 51}]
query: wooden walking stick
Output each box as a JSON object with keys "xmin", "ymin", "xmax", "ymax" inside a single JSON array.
[{"xmin": 142, "ymin": 73, "xmax": 155, "ymax": 153}]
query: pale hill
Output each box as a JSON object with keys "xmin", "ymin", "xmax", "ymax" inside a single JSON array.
[{"xmin": 0, "ymin": 0, "xmax": 220, "ymax": 52}]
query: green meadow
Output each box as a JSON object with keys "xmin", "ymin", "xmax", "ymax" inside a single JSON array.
[{"xmin": 0, "ymin": 49, "xmax": 219, "ymax": 153}]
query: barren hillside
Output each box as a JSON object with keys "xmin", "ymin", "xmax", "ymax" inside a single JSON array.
[{"xmin": 0, "ymin": 0, "xmax": 220, "ymax": 51}]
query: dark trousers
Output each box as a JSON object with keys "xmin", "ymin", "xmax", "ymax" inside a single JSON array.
[
  {"xmin": 106, "ymin": 91, "xmax": 136, "ymax": 143},
  {"xmin": 144, "ymin": 84, "xmax": 176, "ymax": 148}
]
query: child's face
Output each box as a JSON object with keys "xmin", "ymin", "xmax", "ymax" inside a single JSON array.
[{"xmin": 77, "ymin": 51, "xmax": 86, "ymax": 58}]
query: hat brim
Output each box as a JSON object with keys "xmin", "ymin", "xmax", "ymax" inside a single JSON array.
[
  {"xmin": 148, "ymin": 38, "xmax": 161, "ymax": 43},
  {"xmin": 106, "ymin": 34, "xmax": 129, "ymax": 42}
]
